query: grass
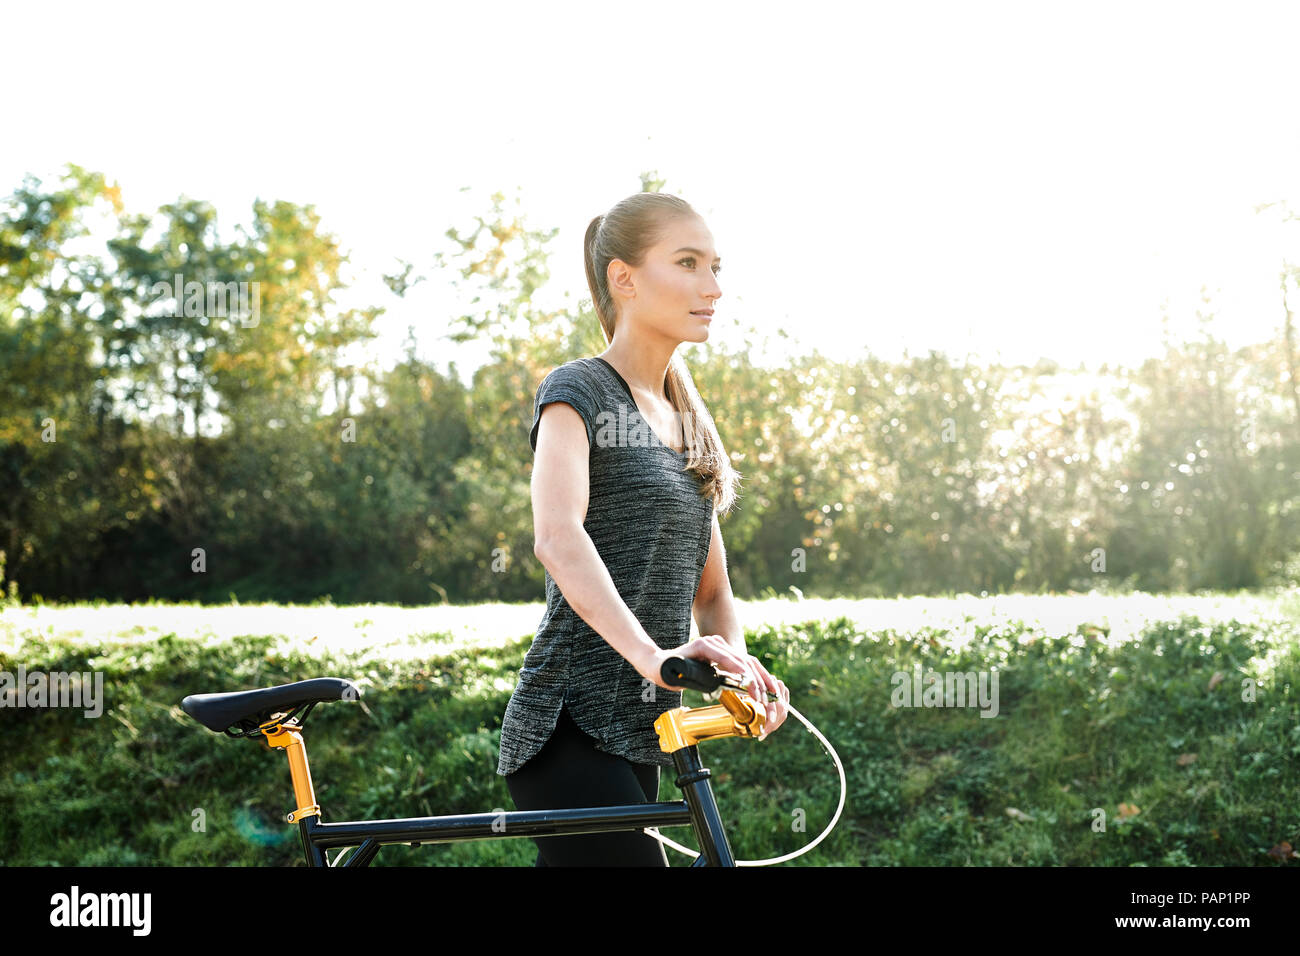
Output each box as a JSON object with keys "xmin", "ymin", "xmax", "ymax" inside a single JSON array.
[{"xmin": 0, "ymin": 590, "xmax": 1297, "ymax": 866}]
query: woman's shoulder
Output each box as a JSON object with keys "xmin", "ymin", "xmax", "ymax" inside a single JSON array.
[
  {"xmin": 545, "ymin": 355, "xmax": 603, "ymax": 379},
  {"xmin": 537, "ymin": 356, "xmax": 615, "ymax": 396},
  {"xmin": 529, "ymin": 357, "xmax": 619, "ymax": 452}
]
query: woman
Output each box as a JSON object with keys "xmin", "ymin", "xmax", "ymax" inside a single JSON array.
[{"xmin": 496, "ymin": 192, "xmax": 790, "ymax": 867}]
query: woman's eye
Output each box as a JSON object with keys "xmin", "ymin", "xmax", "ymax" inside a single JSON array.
[{"xmin": 680, "ymin": 257, "xmax": 722, "ymax": 276}]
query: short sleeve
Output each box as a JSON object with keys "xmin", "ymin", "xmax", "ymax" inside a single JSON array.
[{"xmin": 529, "ymin": 363, "xmax": 601, "ymax": 453}]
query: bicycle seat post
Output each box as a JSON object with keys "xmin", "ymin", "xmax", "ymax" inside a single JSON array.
[{"xmin": 262, "ymin": 718, "xmax": 321, "ymax": 825}]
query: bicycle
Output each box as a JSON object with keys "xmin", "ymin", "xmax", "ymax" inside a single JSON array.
[{"xmin": 181, "ymin": 656, "xmax": 775, "ymax": 866}]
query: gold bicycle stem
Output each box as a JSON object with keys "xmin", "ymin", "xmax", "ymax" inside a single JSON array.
[{"xmin": 654, "ymin": 688, "xmax": 766, "ymax": 753}]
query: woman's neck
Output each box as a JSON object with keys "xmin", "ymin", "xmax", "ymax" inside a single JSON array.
[{"xmin": 598, "ymin": 341, "xmax": 675, "ymax": 403}]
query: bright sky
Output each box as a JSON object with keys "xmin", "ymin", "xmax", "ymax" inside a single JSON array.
[{"xmin": 7, "ymin": 0, "xmax": 1300, "ymax": 382}]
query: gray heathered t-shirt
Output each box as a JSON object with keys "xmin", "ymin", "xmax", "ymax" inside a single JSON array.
[{"xmin": 495, "ymin": 356, "xmax": 715, "ymax": 776}]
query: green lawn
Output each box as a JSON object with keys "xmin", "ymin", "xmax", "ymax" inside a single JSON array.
[{"xmin": 1, "ymin": 590, "xmax": 1297, "ymax": 866}]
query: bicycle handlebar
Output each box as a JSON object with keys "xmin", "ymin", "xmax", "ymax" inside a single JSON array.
[{"xmin": 660, "ymin": 656, "xmax": 726, "ymax": 693}]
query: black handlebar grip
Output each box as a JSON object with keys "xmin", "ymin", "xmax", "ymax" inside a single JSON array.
[{"xmin": 661, "ymin": 656, "xmax": 724, "ymax": 693}]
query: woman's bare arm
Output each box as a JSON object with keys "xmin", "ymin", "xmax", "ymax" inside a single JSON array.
[{"xmin": 531, "ymin": 400, "xmax": 667, "ymax": 684}]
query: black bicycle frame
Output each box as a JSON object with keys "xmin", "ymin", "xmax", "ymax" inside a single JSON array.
[
  {"xmin": 182, "ymin": 660, "xmax": 759, "ymax": 867},
  {"xmin": 297, "ymin": 742, "xmax": 735, "ymax": 866}
]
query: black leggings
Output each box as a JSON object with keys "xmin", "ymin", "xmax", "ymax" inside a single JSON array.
[{"xmin": 505, "ymin": 703, "xmax": 669, "ymax": 866}]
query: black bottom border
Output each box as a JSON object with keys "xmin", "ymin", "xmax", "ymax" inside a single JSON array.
[{"xmin": 9, "ymin": 863, "xmax": 1290, "ymax": 940}]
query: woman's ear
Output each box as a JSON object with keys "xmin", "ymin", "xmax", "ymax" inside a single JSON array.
[{"xmin": 607, "ymin": 258, "xmax": 636, "ymax": 302}]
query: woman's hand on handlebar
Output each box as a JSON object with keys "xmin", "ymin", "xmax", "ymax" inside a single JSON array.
[{"xmin": 633, "ymin": 636, "xmax": 790, "ymax": 740}]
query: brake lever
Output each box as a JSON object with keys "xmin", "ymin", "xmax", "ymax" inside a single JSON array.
[{"xmin": 710, "ymin": 669, "xmax": 780, "ymax": 703}]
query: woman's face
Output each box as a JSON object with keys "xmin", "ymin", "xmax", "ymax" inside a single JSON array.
[{"xmin": 617, "ymin": 215, "xmax": 722, "ymax": 343}]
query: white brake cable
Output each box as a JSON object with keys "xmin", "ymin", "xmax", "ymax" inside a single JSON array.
[{"xmin": 641, "ymin": 700, "xmax": 847, "ymax": 865}]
